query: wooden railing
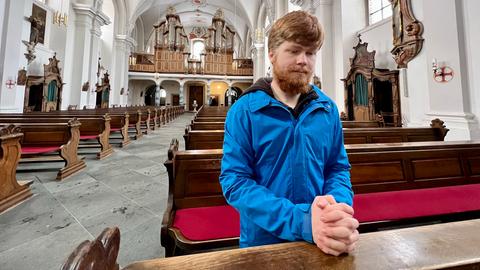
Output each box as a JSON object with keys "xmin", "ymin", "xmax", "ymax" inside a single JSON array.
[{"xmin": 129, "ymin": 50, "xmax": 253, "ymax": 76}]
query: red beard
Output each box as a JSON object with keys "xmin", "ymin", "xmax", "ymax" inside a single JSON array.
[{"xmin": 273, "ymin": 63, "xmax": 312, "ymax": 95}]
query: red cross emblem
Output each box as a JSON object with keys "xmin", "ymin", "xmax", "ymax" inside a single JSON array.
[
  {"xmin": 434, "ymin": 66, "xmax": 454, "ymax": 83},
  {"xmin": 5, "ymin": 79, "xmax": 16, "ymax": 89}
]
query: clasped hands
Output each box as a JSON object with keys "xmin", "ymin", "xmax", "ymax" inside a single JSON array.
[{"xmin": 311, "ymin": 195, "xmax": 359, "ymax": 256}]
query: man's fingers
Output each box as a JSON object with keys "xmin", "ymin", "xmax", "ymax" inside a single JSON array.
[
  {"xmin": 346, "ymin": 242, "xmax": 357, "ymax": 253},
  {"xmin": 323, "ymin": 226, "xmax": 352, "ymax": 240},
  {"xmin": 323, "ymin": 217, "xmax": 359, "ymax": 232},
  {"xmin": 321, "ymin": 209, "xmax": 351, "ymax": 223},
  {"xmin": 325, "ymin": 195, "xmax": 337, "ymax": 205},
  {"xmin": 314, "ymin": 196, "xmax": 331, "ymax": 209},
  {"xmin": 315, "ymin": 234, "xmax": 348, "ymax": 256},
  {"xmin": 322, "ymin": 203, "xmax": 354, "ymax": 216}
]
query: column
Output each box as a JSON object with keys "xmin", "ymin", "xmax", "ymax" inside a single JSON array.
[
  {"xmin": 155, "ymin": 80, "xmax": 161, "ymax": 106},
  {"xmin": 0, "ymin": 0, "xmax": 29, "ymax": 113},
  {"xmin": 206, "ymin": 80, "xmax": 211, "ymax": 106},
  {"xmin": 275, "ymin": 0, "xmax": 288, "ymax": 19},
  {"xmin": 179, "ymin": 81, "xmax": 185, "ymax": 110},
  {"xmin": 253, "ymin": 43, "xmax": 265, "ymax": 81},
  {"xmin": 112, "ymin": 35, "xmax": 135, "ymax": 106},
  {"xmin": 421, "ymin": 0, "xmax": 476, "ymax": 140},
  {"xmin": 66, "ymin": 4, "xmax": 110, "ymax": 109},
  {"xmin": 312, "ymin": 0, "xmax": 335, "ymax": 100}
]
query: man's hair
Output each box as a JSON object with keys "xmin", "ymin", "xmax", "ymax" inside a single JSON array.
[{"xmin": 268, "ymin": 10, "xmax": 324, "ymax": 52}]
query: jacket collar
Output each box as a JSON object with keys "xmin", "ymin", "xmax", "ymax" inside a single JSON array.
[{"xmin": 248, "ymin": 85, "xmax": 331, "ymax": 113}]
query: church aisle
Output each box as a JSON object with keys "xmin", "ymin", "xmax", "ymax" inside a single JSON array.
[{"xmin": 0, "ymin": 112, "xmax": 195, "ymax": 270}]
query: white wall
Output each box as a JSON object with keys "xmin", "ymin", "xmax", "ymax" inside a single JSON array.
[
  {"xmin": 357, "ymin": 18, "xmax": 396, "ymax": 70},
  {"xmin": 0, "ymin": 0, "xmax": 31, "ymax": 113},
  {"xmin": 101, "ymin": 0, "xmax": 115, "ymax": 75},
  {"xmin": 421, "ymin": 0, "xmax": 474, "ymax": 140},
  {"xmin": 331, "ymin": 0, "xmax": 366, "ymax": 112},
  {"xmin": 128, "ymin": 80, "xmax": 154, "ymax": 105},
  {"xmin": 160, "ymin": 81, "xmax": 180, "ymax": 105},
  {"xmin": 462, "ymin": 0, "xmax": 480, "ymax": 139}
]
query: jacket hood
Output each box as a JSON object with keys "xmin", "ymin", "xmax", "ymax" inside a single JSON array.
[{"xmin": 240, "ymin": 77, "xmax": 274, "ymax": 98}]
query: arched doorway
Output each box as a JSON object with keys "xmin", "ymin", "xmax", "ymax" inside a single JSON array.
[
  {"xmin": 225, "ymin": 86, "xmax": 242, "ymax": 107},
  {"xmin": 187, "ymin": 82, "xmax": 205, "ymax": 111},
  {"xmin": 144, "ymin": 85, "xmax": 156, "ymax": 106}
]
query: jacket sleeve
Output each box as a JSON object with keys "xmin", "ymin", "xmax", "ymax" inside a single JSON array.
[
  {"xmin": 323, "ymin": 104, "xmax": 354, "ymax": 206},
  {"xmin": 220, "ymin": 107, "xmax": 313, "ymax": 243}
]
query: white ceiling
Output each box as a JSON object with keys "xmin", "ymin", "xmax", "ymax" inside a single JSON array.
[{"xmin": 134, "ymin": 0, "xmax": 257, "ymax": 47}]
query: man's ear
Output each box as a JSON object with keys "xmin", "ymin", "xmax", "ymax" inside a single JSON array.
[{"xmin": 268, "ymin": 50, "xmax": 275, "ymax": 63}]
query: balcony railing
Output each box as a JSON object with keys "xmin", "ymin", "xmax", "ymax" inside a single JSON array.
[{"xmin": 129, "ymin": 50, "xmax": 253, "ymax": 76}]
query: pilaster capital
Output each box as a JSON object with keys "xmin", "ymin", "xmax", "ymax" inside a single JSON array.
[{"xmin": 115, "ymin": 35, "xmax": 137, "ymax": 50}]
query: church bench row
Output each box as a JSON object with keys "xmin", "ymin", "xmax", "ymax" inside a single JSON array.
[
  {"xmin": 195, "ymin": 106, "xmax": 228, "ymax": 117},
  {"xmin": 60, "ymin": 221, "xmax": 480, "ymax": 269},
  {"xmin": 0, "ymin": 115, "xmax": 114, "ymax": 159},
  {"xmin": 0, "ymin": 120, "xmax": 86, "ymax": 182},
  {"xmin": 0, "ymin": 125, "xmax": 34, "ymax": 213},
  {"xmin": 0, "ymin": 107, "xmax": 184, "ymax": 213},
  {"xmin": 161, "ymin": 140, "xmax": 480, "ymax": 256},
  {"xmin": 183, "ymin": 119, "xmax": 449, "ymax": 150},
  {"xmin": 194, "ymin": 117, "xmax": 227, "ymax": 122},
  {"xmin": 3, "ymin": 111, "xmax": 133, "ymax": 146},
  {"xmin": 188, "ymin": 121, "xmax": 225, "ymax": 131},
  {"xmin": 186, "ymin": 119, "xmax": 383, "ymax": 132}
]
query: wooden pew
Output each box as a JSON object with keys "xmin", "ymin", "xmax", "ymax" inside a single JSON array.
[
  {"xmin": 161, "ymin": 140, "xmax": 480, "ymax": 255},
  {"xmin": 343, "ymin": 119, "xmax": 448, "ymax": 144},
  {"xmin": 128, "ymin": 220, "xmax": 480, "ymax": 269},
  {"xmin": 1, "ymin": 111, "xmax": 131, "ymax": 147},
  {"xmin": 62, "ymin": 220, "xmax": 480, "ymax": 270},
  {"xmin": 61, "ymin": 227, "xmax": 120, "ymax": 270},
  {"xmin": 195, "ymin": 106, "xmax": 228, "ymax": 117},
  {"xmin": 184, "ymin": 130, "xmax": 224, "ymax": 150},
  {"xmin": 0, "ymin": 115, "xmax": 114, "ymax": 159},
  {"xmin": 189, "ymin": 122, "xmax": 224, "ymax": 131},
  {"xmin": 3, "ymin": 119, "xmax": 87, "ymax": 180},
  {"xmin": 0, "ymin": 125, "xmax": 33, "ymax": 213},
  {"xmin": 183, "ymin": 119, "xmax": 448, "ymax": 150},
  {"xmin": 194, "ymin": 117, "xmax": 226, "ymax": 122},
  {"xmin": 342, "ymin": 120, "xmax": 383, "ymax": 128}
]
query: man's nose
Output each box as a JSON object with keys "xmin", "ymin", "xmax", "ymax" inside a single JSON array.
[{"xmin": 296, "ymin": 52, "xmax": 308, "ymax": 65}]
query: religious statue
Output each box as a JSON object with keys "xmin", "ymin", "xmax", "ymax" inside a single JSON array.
[
  {"xmin": 82, "ymin": 81, "xmax": 90, "ymax": 92},
  {"xmin": 193, "ymin": 99, "xmax": 198, "ymax": 112},
  {"xmin": 28, "ymin": 15, "xmax": 43, "ymax": 44},
  {"xmin": 17, "ymin": 67, "xmax": 27, "ymax": 86},
  {"xmin": 313, "ymin": 75, "xmax": 322, "ymax": 89},
  {"xmin": 22, "ymin": 40, "xmax": 37, "ymax": 64}
]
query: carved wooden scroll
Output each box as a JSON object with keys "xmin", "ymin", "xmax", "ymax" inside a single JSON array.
[{"xmin": 389, "ymin": 0, "xmax": 424, "ymax": 68}]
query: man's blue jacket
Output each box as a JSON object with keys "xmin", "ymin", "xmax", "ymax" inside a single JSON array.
[{"xmin": 219, "ymin": 78, "xmax": 353, "ymax": 247}]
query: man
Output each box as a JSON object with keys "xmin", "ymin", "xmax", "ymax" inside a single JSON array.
[{"xmin": 220, "ymin": 11, "xmax": 359, "ymax": 256}]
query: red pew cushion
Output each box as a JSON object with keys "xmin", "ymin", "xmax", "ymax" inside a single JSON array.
[
  {"xmin": 110, "ymin": 128, "xmax": 121, "ymax": 132},
  {"xmin": 173, "ymin": 205, "xmax": 240, "ymax": 241},
  {"xmin": 80, "ymin": 135, "xmax": 98, "ymax": 140},
  {"xmin": 21, "ymin": 146, "xmax": 61, "ymax": 154},
  {"xmin": 354, "ymin": 184, "xmax": 480, "ymax": 223}
]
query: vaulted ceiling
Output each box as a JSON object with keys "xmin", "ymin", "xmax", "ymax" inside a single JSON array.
[{"xmin": 129, "ymin": 0, "xmax": 262, "ymax": 50}]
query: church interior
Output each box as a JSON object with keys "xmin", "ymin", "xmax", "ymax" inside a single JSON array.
[{"xmin": 1, "ymin": 0, "xmax": 480, "ymax": 269}]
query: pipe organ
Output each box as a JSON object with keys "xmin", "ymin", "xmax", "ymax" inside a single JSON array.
[{"xmin": 131, "ymin": 6, "xmax": 252, "ymax": 76}]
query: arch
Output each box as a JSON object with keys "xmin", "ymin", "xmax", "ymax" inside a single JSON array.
[
  {"xmin": 112, "ymin": 0, "xmax": 127, "ymax": 36},
  {"xmin": 160, "ymin": 80, "xmax": 181, "ymax": 106},
  {"xmin": 128, "ymin": 0, "xmax": 254, "ymax": 39},
  {"xmin": 224, "ymin": 86, "xmax": 242, "ymax": 106},
  {"xmin": 144, "ymin": 84, "xmax": 156, "ymax": 106}
]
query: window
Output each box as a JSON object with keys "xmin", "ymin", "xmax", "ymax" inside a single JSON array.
[
  {"xmin": 191, "ymin": 39, "xmax": 205, "ymax": 60},
  {"xmin": 368, "ymin": 0, "xmax": 392, "ymax": 25}
]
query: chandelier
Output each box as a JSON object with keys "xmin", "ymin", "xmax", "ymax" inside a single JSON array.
[{"xmin": 53, "ymin": 0, "xmax": 68, "ymax": 27}]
